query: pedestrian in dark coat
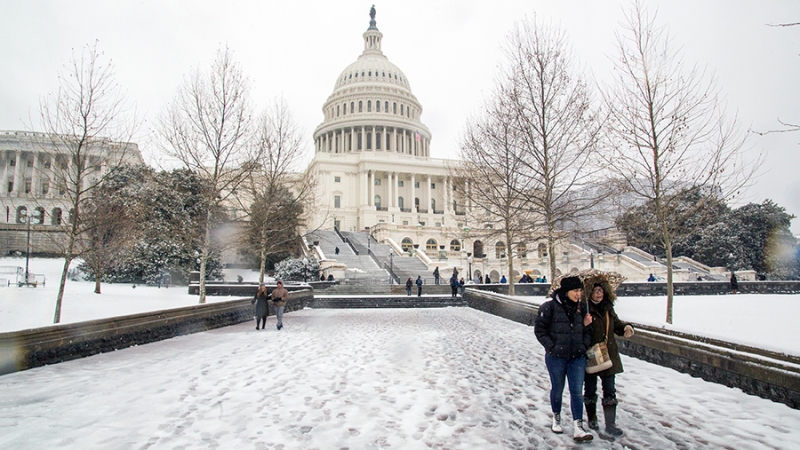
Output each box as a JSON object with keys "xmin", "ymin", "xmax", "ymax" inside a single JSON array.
[
  {"xmin": 534, "ymin": 276, "xmax": 594, "ymax": 442},
  {"xmin": 583, "ymin": 282, "xmax": 634, "ymax": 437},
  {"xmin": 730, "ymin": 271, "xmax": 738, "ymax": 294},
  {"xmin": 405, "ymin": 277, "xmax": 413, "ymax": 296},
  {"xmin": 415, "ymin": 275, "xmax": 423, "ymax": 296},
  {"xmin": 458, "ymin": 278, "xmax": 465, "ymax": 296},
  {"xmin": 252, "ymin": 284, "xmax": 270, "ymax": 330},
  {"xmin": 433, "ymin": 267, "xmax": 440, "ymax": 285},
  {"xmin": 449, "ymin": 274, "xmax": 458, "ymax": 297},
  {"xmin": 485, "ymin": 274, "xmax": 491, "ymax": 284},
  {"xmin": 270, "ymin": 281, "xmax": 289, "ymax": 330}
]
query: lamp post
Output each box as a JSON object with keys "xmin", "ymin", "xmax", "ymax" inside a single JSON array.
[
  {"xmin": 25, "ymin": 212, "xmax": 32, "ymax": 285},
  {"xmin": 467, "ymin": 253, "xmax": 473, "ymax": 282},
  {"xmin": 389, "ymin": 251, "xmax": 394, "ymax": 285}
]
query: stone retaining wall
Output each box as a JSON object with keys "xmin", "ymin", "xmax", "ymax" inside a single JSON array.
[
  {"xmin": 0, "ymin": 289, "xmax": 312, "ymax": 376},
  {"xmin": 464, "ymin": 289, "xmax": 800, "ymax": 409},
  {"xmin": 478, "ymin": 280, "xmax": 800, "ymax": 297}
]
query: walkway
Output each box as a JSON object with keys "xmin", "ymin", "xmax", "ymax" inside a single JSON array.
[{"xmin": 1, "ymin": 308, "xmax": 797, "ymax": 449}]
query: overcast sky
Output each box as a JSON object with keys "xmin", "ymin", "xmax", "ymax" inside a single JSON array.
[{"xmin": 2, "ymin": 0, "xmax": 799, "ymax": 232}]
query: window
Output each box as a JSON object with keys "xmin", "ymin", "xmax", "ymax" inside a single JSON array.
[
  {"xmin": 374, "ymin": 195, "xmax": 381, "ymax": 209},
  {"xmin": 450, "ymin": 240, "xmax": 461, "ymax": 251},
  {"xmin": 342, "ymin": 103, "xmax": 346, "ymax": 115},
  {"xmin": 336, "ymin": 105, "xmax": 340, "ymax": 117},
  {"xmin": 350, "ymin": 102, "xmax": 354, "ymax": 113},
  {"xmin": 401, "ymin": 238, "xmax": 413, "ymax": 252},
  {"xmin": 9, "ymin": 159, "xmax": 15, "ymax": 167},
  {"xmin": 51, "ymin": 208, "xmax": 62, "ymax": 225},
  {"xmin": 7, "ymin": 181, "xmax": 13, "ymax": 193},
  {"xmin": 376, "ymin": 101, "xmax": 380, "ymax": 112},
  {"xmin": 431, "ymin": 199, "xmax": 436, "ymax": 210},
  {"xmin": 384, "ymin": 101, "xmax": 388, "ymax": 112},
  {"xmin": 426, "ymin": 239, "xmax": 438, "ymax": 251},
  {"xmin": 334, "ymin": 195, "xmax": 341, "ymax": 208},
  {"xmin": 400, "ymin": 104, "xmax": 404, "ymax": 115},
  {"xmin": 496, "ymin": 242, "xmax": 506, "ymax": 259},
  {"xmin": 415, "ymin": 198, "xmax": 420, "ymax": 208},
  {"xmin": 393, "ymin": 102, "xmax": 397, "ymax": 114},
  {"xmin": 431, "ymin": 183, "xmax": 436, "ymax": 189},
  {"xmin": 359, "ymin": 101, "xmax": 363, "ymax": 112},
  {"xmin": 334, "ymin": 176, "xmax": 341, "ymax": 182},
  {"xmin": 518, "ymin": 244, "xmax": 527, "ymax": 259},
  {"xmin": 367, "ymin": 101, "xmax": 372, "ymax": 112},
  {"xmin": 358, "ymin": 133, "xmax": 362, "ymax": 150},
  {"xmin": 27, "ymin": 159, "xmax": 33, "ymax": 168},
  {"xmin": 402, "ymin": 221, "xmax": 409, "ymax": 225},
  {"xmin": 538, "ymin": 243, "xmax": 547, "ymax": 258},
  {"xmin": 24, "ymin": 178, "xmax": 31, "ymax": 194},
  {"xmin": 398, "ymin": 180, "xmax": 404, "ymax": 187},
  {"xmin": 16, "ymin": 206, "xmax": 27, "ymax": 223},
  {"xmin": 398, "ymin": 197, "xmax": 404, "ymax": 209},
  {"xmin": 414, "ymin": 181, "xmax": 420, "ymax": 188},
  {"xmin": 33, "ymin": 207, "xmax": 45, "ymax": 224},
  {"xmin": 376, "ymin": 133, "xmax": 381, "ymax": 150},
  {"xmin": 374, "ymin": 178, "xmax": 381, "ymax": 186},
  {"xmin": 367, "ymin": 133, "xmax": 372, "ymax": 149}
]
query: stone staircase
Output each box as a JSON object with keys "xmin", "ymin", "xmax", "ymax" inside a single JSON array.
[
  {"xmin": 340, "ymin": 231, "xmax": 430, "ymax": 284},
  {"xmin": 308, "ymin": 230, "xmax": 388, "ymax": 282}
]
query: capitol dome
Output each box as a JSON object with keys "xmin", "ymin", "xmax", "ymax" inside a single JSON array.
[{"xmin": 313, "ymin": 10, "xmax": 431, "ymax": 158}]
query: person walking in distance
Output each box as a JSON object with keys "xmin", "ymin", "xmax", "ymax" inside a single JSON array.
[
  {"xmin": 252, "ymin": 284, "xmax": 269, "ymax": 330},
  {"xmin": 335, "ymin": 246, "xmax": 340, "ymax": 255},
  {"xmin": 535, "ymin": 276, "xmax": 594, "ymax": 442},
  {"xmin": 433, "ymin": 266, "xmax": 440, "ymax": 285},
  {"xmin": 449, "ymin": 273, "xmax": 459, "ymax": 298},
  {"xmin": 271, "ymin": 280, "xmax": 289, "ymax": 330},
  {"xmin": 415, "ymin": 275, "xmax": 423, "ymax": 297},
  {"xmin": 730, "ymin": 270, "xmax": 738, "ymax": 294},
  {"xmin": 583, "ymin": 282, "xmax": 634, "ymax": 437},
  {"xmin": 405, "ymin": 277, "xmax": 413, "ymax": 296}
]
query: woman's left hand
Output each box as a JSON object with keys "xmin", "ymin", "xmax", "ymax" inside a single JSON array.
[
  {"xmin": 624, "ymin": 325, "xmax": 634, "ymax": 338},
  {"xmin": 583, "ymin": 314, "xmax": 593, "ymax": 326}
]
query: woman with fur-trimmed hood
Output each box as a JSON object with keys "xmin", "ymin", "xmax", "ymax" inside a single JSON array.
[{"xmin": 583, "ymin": 279, "xmax": 634, "ymax": 437}]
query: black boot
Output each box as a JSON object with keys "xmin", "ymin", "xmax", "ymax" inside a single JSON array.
[
  {"xmin": 603, "ymin": 404, "xmax": 624, "ymax": 437},
  {"xmin": 585, "ymin": 402, "xmax": 598, "ymax": 430}
]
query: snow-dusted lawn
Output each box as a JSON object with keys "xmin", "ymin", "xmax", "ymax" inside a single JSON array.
[
  {"xmin": 0, "ymin": 257, "xmax": 261, "ymax": 332},
  {"xmin": 518, "ymin": 294, "xmax": 800, "ymax": 357},
  {"xmin": 1, "ymin": 307, "xmax": 797, "ymax": 449}
]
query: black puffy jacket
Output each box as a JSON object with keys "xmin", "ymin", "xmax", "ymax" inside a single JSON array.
[{"xmin": 534, "ymin": 290, "xmax": 592, "ymax": 359}]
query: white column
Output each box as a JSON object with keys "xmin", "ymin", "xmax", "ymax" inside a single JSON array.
[
  {"xmin": 1, "ymin": 151, "xmax": 7, "ymax": 194},
  {"xmin": 411, "ymin": 173, "xmax": 416, "ymax": 212},
  {"xmin": 388, "ymin": 172, "xmax": 394, "ymax": 207},
  {"xmin": 350, "ymin": 129, "xmax": 354, "ymax": 152},
  {"xmin": 426, "ymin": 175, "xmax": 432, "ymax": 212},
  {"xmin": 368, "ymin": 170, "xmax": 374, "ymax": 206},
  {"xmin": 31, "ymin": 152, "xmax": 40, "ymax": 196},
  {"xmin": 444, "ymin": 176, "xmax": 450, "ymax": 212},
  {"xmin": 12, "ymin": 150, "xmax": 22, "ymax": 195},
  {"xmin": 361, "ymin": 170, "xmax": 368, "ymax": 206}
]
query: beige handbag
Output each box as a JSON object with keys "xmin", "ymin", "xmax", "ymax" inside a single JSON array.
[{"xmin": 586, "ymin": 312, "xmax": 613, "ymax": 374}]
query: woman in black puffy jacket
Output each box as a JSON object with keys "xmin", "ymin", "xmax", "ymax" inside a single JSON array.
[{"xmin": 534, "ymin": 276, "xmax": 594, "ymax": 442}]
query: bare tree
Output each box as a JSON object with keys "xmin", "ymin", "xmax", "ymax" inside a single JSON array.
[
  {"xmin": 500, "ymin": 18, "xmax": 605, "ymax": 282},
  {"xmin": 603, "ymin": 2, "xmax": 758, "ymax": 323},
  {"xmin": 157, "ymin": 46, "xmax": 257, "ymax": 303},
  {"xmin": 235, "ymin": 98, "xmax": 317, "ymax": 283},
  {"xmin": 455, "ymin": 95, "xmax": 536, "ymax": 296},
  {"xmin": 37, "ymin": 41, "xmax": 139, "ymax": 323}
]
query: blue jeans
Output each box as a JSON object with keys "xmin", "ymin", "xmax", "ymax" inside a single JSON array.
[
  {"xmin": 275, "ymin": 306, "xmax": 285, "ymax": 328},
  {"xmin": 545, "ymin": 354, "xmax": 586, "ymax": 420}
]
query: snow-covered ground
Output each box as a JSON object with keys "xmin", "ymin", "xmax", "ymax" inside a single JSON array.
[
  {"xmin": 1, "ymin": 307, "xmax": 798, "ymax": 449},
  {"xmin": 0, "ymin": 257, "xmax": 265, "ymax": 332}
]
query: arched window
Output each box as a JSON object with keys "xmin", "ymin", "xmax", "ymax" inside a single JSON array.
[
  {"xmin": 16, "ymin": 206, "xmax": 27, "ymax": 224},
  {"xmin": 358, "ymin": 133, "xmax": 363, "ymax": 150},
  {"xmin": 473, "ymin": 240, "xmax": 484, "ymax": 258},
  {"xmin": 33, "ymin": 207, "xmax": 45, "ymax": 224},
  {"xmin": 359, "ymin": 101, "xmax": 363, "ymax": 112},
  {"xmin": 517, "ymin": 244, "xmax": 527, "ymax": 259},
  {"xmin": 374, "ymin": 195, "xmax": 381, "ymax": 209},
  {"xmin": 376, "ymin": 133, "xmax": 381, "ymax": 150},
  {"xmin": 350, "ymin": 102, "xmax": 354, "ymax": 113},
  {"xmin": 400, "ymin": 104, "xmax": 404, "ymax": 115},
  {"xmin": 336, "ymin": 105, "xmax": 340, "ymax": 117},
  {"xmin": 376, "ymin": 101, "xmax": 380, "ymax": 112},
  {"xmin": 342, "ymin": 103, "xmax": 346, "ymax": 115},
  {"xmin": 496, "ymin": 241, "xmax": 506, "ymax": 259},
  {"xmin": 426, "ymin": 239, "xmax": 438, "ymax": 251},
  {"xmin": 51, "ymin": 208, "xmax": 62, "ymax": 225},
  {"xmin": 367, "ymin": 101, "xmax": 372, "ymax": 112},
  {"xmin": 393, "ymin": 102, "xmax": 397, "ymax": 114},
  {"xmin": 537, "ymin": 243, "xmax": 547, "ymax": 258},
  {"xmin": 450, "ymin": 240, "xmax": 461, "ymax": 251},
  {"xmin": 398, "ymin": 197, "xmax": 404, "ymax": 209},
  {"xmin": 401, "ymin": 238, "xmax": 413, "ymax": 252},
  {"xmin": 367, "ymin": 133, "xmax": 372, "ymax": 149},
  {"xmin": 384, "ymin": 101, "xmax": 388, "ymax": 112}
]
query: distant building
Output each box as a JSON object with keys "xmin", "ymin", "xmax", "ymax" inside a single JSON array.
[{"xmin": 0, "ymin": 130, "xmax": 143, "ymax": 255}]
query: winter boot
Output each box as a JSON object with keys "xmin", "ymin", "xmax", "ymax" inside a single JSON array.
[
  {"xmin": 584, "ymin": 396, "xmax": 599, "ymax": 430},
  {"xmin": 603, "ymin": 404, "xmax": 624, "ymax": 437},
  {"xmin": 573, "ymin": 420, "xmax": 593, "ymax": 442},
  {"xmin": 551, "ymin": 413, "xmax": 563, "ymax": 434}
]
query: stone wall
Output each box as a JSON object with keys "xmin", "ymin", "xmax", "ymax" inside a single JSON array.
[
  {"xmin": 463, "ymin": 289, "xmax": 800, "ymax": 409},
  {"xmin": 0, "ymin": 289, "xmax": 312, "ymax": 375},
  {"xmin": 475, "ymin": 281, "xmax": 800, "ymax": 297}
]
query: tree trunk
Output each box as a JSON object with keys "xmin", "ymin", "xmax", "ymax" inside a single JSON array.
[
  {"xmin": 54, "ymin": 257, "xmax": 71, "ymax": 323},
  {"xmin": 94, "ymin": 275, "xmax": 102, "ymax": 294},
  {"xmin": 198, "ymin": 212, "xmax": 212, "ymax": 304},
  {"xmin": 547, "ymin": 232, "xmax": 557, "ymax": 283},
  {"xmin": 665, "ymin": 240, "xmax": 674, "ymax": 324}
]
